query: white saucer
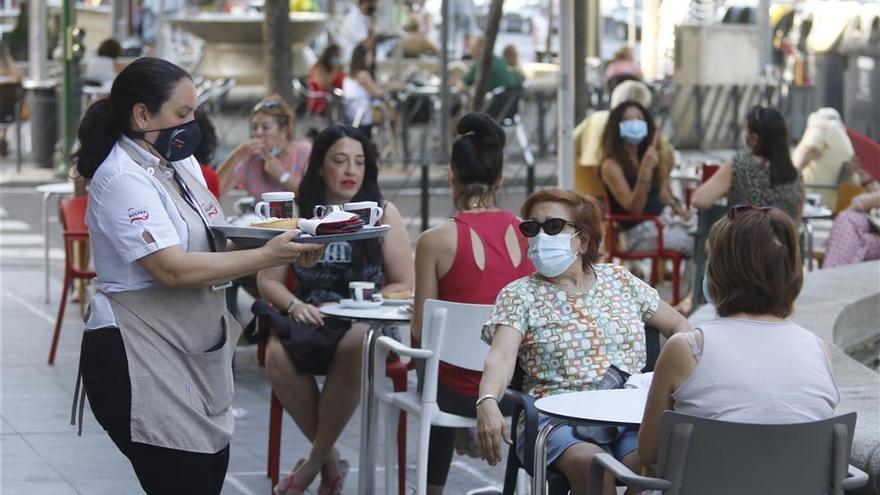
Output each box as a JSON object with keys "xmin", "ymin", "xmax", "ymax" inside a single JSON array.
[
  {"xmin": 340, "ymin": 298, "xmax": 383, "ymax": 309},
  {"xmin": 382, "ymin": 299, "xmax": 412, "ymax": 307}
]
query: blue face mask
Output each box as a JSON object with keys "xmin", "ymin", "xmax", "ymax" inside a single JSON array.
[
  {"xmin": 331, "ymin": 57, "xmax": 342, "ymax": 66},
  {"xmin": 527, "ymin": 231, "xmax": 579, "ymax": 278},
  {"xmin": 619, "ymin": 119, "xmax": 648, "ymax": 145},
  {"xmin": 128, "ymin": 119, "xmax": 201, "ymax": 162}
]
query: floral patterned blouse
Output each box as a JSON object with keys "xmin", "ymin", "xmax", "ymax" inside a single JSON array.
[{"xmin": 481, "ymin": 264, "xmax": 659, "ymax": 399}]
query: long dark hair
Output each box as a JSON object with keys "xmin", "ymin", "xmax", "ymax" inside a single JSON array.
[
  {"xmin": 73, "ymin": 57, "xmax": 191, "ymax": 179},
  {"xmin": 193, "ymin": 109, "xmax": 218, "ymax": 166},
  {"xmin": 600, "ymin": 101, "xmax": 658, "ymax": 182},
  {"xmin": 317, "ymin": 44, "xmax": 341, "ymax": 72},
  {"xmin": 746, "ymin": 106, "xmax": 797, "ymax": 185},
  {"xmin": 349, "ymin": 43, "xmax": 373, "ymax": 76},
  {"xmin": 296, "ymin": 125, "xmax": 383, "ymax": 267},
  {"xmin": 450, "ymin": 112, "xmax": 505, "ymax": 210}
]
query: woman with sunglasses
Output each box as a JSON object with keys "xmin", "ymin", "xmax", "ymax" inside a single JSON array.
[
  {"xmin": 411, "ymin": 113, "xmax": 533, "ymax": 494},
  {"xmin": 638, "ymin": 205, "xmax": 838, "ymax": 468},
  {"xmin": 692, "ymin": 106, "xmax": 804, "ymax": 221},
  {"xmin": 217, "ymin": 95, "xmax": 312, "ymax": 197},
  {"xmin": 476, "ymin": 189, "xmax": 691, "ymax": 495}
]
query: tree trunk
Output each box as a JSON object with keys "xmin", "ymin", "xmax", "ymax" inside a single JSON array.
[
  {"xmin": 471, "ymin": 0, "xmax": 504, "ymax": 111},
  {"xmin": 263, "ymin": 0, "xmax": 295, "ymax": 104}
]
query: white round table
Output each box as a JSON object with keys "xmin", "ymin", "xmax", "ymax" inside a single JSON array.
[
  {"xmin": 320, "ymin": 302, "xmax": 410, "ymax": 494},
  {"xmin": 36, "ymin": 182, "xmax": 75, "ymax": 303},
  {"xmin": 532, "ymin": 388, "xmax": 649, "ymax": 494},
  {"xmin": 319, "ymin": 302, "xmax": 412, "ymax": 322}
]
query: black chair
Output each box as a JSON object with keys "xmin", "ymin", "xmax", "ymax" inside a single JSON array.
[
  {"xmin": 501, "ymin": 326, "xmax": 661, "ymax": 495},
  {"xmin": 482, "ymin": 86, "xmax": 536, "ymax": 193}
]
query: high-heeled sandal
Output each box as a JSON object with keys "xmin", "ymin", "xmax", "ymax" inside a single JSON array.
[
  {"xmin": 316, "ymin": 459, "xmax": 350, "ymax": 495},
  {"xmin": 273, "ymin": 459, "xmax": 311, "ymax": 495}
]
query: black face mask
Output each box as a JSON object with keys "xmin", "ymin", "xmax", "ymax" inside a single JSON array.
[
  {"xmin": 366, "ymin": 5, "xmax": 376, "ymax": 14},
  {"xmin": 129, "ymin": 119, "xmax": 201, "ymax": 162}
]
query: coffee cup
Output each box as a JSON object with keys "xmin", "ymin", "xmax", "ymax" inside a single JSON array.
[
  {"xmin": 313, "ymin": 204, "xmax": 343, "ymax": 219},
  {"xmin": 349, "ymin": 281, "xmax": 378, "ymax": 303},
  {"xmin": 344, "ymin": 201, "xmax": 384, "ymax": 227},
  {"xmin": 255, "ymin": 192, "xmax": 297, "ymax": 220}
]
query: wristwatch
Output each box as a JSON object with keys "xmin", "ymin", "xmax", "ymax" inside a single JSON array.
[{"xmin": 278, "ymin": 172, "xmax": 291, "ymax": 184}]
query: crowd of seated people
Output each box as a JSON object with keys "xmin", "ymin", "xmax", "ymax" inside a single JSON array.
[{"xmin": 159, "ymin": 31, "xmax": 871, "ymax": 494}]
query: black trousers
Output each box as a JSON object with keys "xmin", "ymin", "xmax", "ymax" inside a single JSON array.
[
  {"xmin": 427, "ymin": 381, "xmax": 513, "ymax": 486},
  {"xmin": 80, "ymin": 327, "xmax": 230, "ymax": 495}
]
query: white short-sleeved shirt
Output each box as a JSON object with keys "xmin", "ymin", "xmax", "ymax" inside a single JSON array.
[{"xmin": 85, "ymin": 136, "xmax": 207, "ymax": 330}]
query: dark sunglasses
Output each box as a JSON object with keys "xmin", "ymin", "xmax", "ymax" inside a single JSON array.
[
  {"xmin": 253, "ymin": 99, "xmax": 283, "ymax": 113},
  {"xmin": 519, "ymin": 218, "xmax": 579, "ymax": 238},
  {"xmin": 726, "ymin": 203, "xmax": 771, "ymax": 220}
]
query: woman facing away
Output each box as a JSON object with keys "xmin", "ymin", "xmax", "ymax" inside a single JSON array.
[
  {"xmin": 692, "ymin": 105, "xmax": 804, "ymax": 221},
  {"xmin": 411, "ymin": 113, "xmax": 534, "ymax": 494},
  {"xmin": 638, "ymin": 205, "xmax": 839, "ymax": 467},
  {"xmin": 258, "ymin": 125, "xmax": 413, "ymax": 495}
]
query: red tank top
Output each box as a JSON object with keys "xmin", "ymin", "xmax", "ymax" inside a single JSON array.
[{"xmin": 436, "ymin": 211, "xmax": 534, "ymax": 396}]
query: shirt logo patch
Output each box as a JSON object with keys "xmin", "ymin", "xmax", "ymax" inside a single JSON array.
[
  {"xmin": 128, "ymin": 207, "xmax": 149, "ymax": 223},
  {"xmin": 202, "ymin": 203, "xmax": 219, "ymax": 218}
]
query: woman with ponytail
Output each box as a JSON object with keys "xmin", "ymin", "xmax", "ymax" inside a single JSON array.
[
  {"xmin": 411, "ymin": 113, "xmax": 534, "ymax": 494},
  {"xmin": 74, "ymin": 57, "xmax": 323, "ymax": 495},
  {"xmin": 692, "ymin": 106, "xmax": 804, "ymax": 220}
]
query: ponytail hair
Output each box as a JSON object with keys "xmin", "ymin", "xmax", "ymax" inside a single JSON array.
[
  {"xmin": 746, "ymin": 106, "xmax": 797, "ymax": 186},
  {"xmin": 73, "ymin": 57, "xmax": 191, "ymax": 179},
  {"xmin": 450, "ymin": 112, "xmax": 505, "ymax": 210}
]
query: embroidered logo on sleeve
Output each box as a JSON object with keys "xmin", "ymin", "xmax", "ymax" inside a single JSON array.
[
  {"xmin": 128, "ymin": 207, "xmax": 150, "ymax": 223},
  {"xmin": 201, "ymin": 202, "xmax": 219, "ymax": 218}
]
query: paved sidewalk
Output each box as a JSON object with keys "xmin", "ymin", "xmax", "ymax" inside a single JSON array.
[{"xmin": 0, "ymin": 263, "xmax": 509, "ymax": 495}]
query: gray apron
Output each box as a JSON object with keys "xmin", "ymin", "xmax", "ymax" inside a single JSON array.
[{"xmin": 75, "ymin": 141, "xmax": 241, "ymax": 454}]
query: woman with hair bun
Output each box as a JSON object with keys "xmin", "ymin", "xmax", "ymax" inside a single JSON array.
[
  {"xmin": 72, "ymin": 57, "xmax": 323, "ymax": 494},
  {"xmin": 411, "ymin": 112, "xmax": 534, "ymax": 494}
]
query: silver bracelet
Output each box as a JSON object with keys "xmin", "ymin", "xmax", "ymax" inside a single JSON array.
[{"xmin": 475, "ymin": 393, "xmax": 499, "ymax": 409}]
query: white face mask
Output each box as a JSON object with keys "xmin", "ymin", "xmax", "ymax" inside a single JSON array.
[{"xmin": 527, "ymin": 231, "xmax": 580, "ymax": 278}]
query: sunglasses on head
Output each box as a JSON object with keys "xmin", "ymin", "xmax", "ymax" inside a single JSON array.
[
  {"xmin": 253, "ymin": 99, "xmax": 283, "ymax": 113},
  {"xmin": 726, "ymin": 203, "xmax": 771, "ymax": 220},
  {"xmin": 518, "ymin": 218, "xmax": 579, "ymax": 238}
]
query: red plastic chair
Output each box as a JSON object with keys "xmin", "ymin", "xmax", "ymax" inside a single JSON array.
[
  {"xmin": 48, "ymin": 196, "xmax": 96, "ymax": 365},
  {"xmin": 258, "ymin": 270, "xmax": 410, "ymax": 494},
  {"xmin": 847, "ymin": 128, "xmax": 880, "ymax": 182},
  {"xmin": 603, "ymin": 195, "xmax": 683, "ymax": 305}
]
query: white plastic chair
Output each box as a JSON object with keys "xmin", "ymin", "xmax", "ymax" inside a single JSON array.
[{"xmin": 371, "ymin": 299, "xmax": 495, "ymax": 495}]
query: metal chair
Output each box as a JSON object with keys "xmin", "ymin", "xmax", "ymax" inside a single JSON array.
[
  {"xmin": 371, "ymin": 300, "xmax": 497, "ymax": 495},
  {"xmin": 483, "ymin": 86, "xmax": 536, "ymax": 193},
  {"xmin": 603, "ymin": 194, "xmax": 684, "ymax": 305},
  {"xmin": 48, "ymin": 197, "xmax": 96, "ymax": 365},
  {"xmin": 588, "ymin": 411, "xmax": 868, "ymax": 495},
  {"xmin": 501, "ymin": 328, "xmax": 661, "ymax": 495}
]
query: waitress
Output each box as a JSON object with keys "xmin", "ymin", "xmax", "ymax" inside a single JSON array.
[{"xmin": 71, "ymin": 57, "xmax": 323, "ymax": 494}]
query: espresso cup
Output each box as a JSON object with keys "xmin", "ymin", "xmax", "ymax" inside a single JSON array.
[
  {"xmin": 349, "ymin": 281, "xmax": 376, "ymax": 302},
  {"xmin": 313, "ymin": 204, "xmax": 343, "ymax": 219},
  {"xmin": 255, "ymin": 192, "xmax": 296, "ymax": 220},
  {"xmin": 344, "ymin": 201, "xmax": 384, "ymax": 227}
]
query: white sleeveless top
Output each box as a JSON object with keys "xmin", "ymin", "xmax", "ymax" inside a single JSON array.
[
  {"xmin": 343, "ymin": 75, "xmax": 373, "ymax": 125},
  {"xmin": 672, "ymin": 318, "xmax": 839, "ymax": 424}
]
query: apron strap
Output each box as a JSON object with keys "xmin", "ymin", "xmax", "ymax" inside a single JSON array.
[{"xmin": 70, "ymin": 355, "xmax": 86, "ymax": 437}]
